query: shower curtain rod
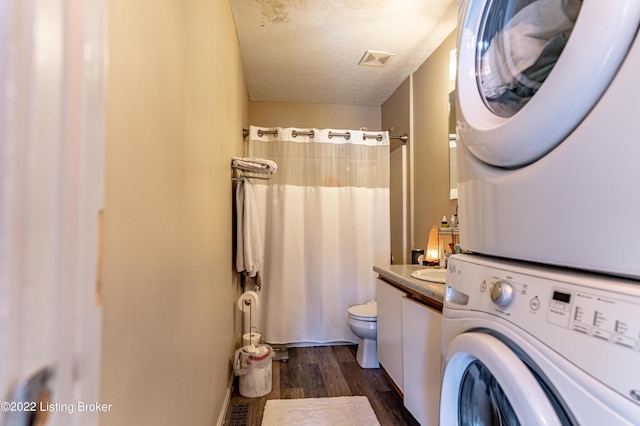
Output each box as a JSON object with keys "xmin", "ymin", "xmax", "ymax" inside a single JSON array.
[{"xmin": 242, "ymin": 128, "xmax": 408, "ymax": 143}]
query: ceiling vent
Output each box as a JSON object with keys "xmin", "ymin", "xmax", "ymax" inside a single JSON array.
[{"xmin": 358, "ymin": 50, "xmax": 395, "ymax": 67}]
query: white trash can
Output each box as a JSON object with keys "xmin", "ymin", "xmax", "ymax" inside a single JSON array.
[{"xmin": 233, "ymin": 344, "xmax": 273, "ymax": 398}]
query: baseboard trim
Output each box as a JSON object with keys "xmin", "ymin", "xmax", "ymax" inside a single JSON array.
[
  {"xmin": 216, "ymin": 371, "xmax": 235, "ymax": 426},
  {"xmin": 380, "ymin": 363, "xmax": 404, "ymax": 399}
]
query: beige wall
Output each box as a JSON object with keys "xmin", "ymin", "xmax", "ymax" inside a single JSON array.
[
  {"xmin": 102, "ymin": 0, "xmax": 247, "ymax": 425},
  {"xmin": 381, "ymin": 30, "xmax": 458, "ymax": 262},
  {"xmin": 249, "ymin": 101, "xmax": 381, "ymax": 130},
  {"xmin": 411, "ymin": 30, "xmax": 458, "ymax": 254}
]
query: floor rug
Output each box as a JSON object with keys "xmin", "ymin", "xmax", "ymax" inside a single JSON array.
[{"xmin": 261, "ymin": 396, "xmax": 381, "ymax": 426}]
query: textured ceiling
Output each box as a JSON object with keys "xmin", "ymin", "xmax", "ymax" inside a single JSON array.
[{"xmin": 230, "ymin": 0, "xmax": 458, "ymax": 106}]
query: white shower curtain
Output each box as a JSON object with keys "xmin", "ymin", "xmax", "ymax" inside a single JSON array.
[{"xmin": 248, "ymin": 126, "xmax": 390, "ymax": 345}]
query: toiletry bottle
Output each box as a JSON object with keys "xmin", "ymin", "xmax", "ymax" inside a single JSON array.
[
  {"xmin": 450, "ymin": 214, "xmax": 456, "ymax": 228},
  {"xmin": 441, "ymin": 216, "xmax": 448, "ymax": 228}
]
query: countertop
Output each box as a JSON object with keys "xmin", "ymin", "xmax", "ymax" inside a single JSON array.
[{"xmin": 373, "ymin": 264, "xmax": 445, "ymax": 307}]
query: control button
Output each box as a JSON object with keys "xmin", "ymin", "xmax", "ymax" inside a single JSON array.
[
  {"xmin": 480, "ymin": 281, "xmax": 486, "ymax": 292},
  {"xmin": 572, "ymin": 323, "xmax": 590, "ymax": 334},
  {"xmin": 529, "ymin": 297, "xmax": 540, "ymax": 311},
  {"xmin": 592, "ymin": 329, "xmax": 612, "ymax": 342},
  {"xmin": 550, "ymin": 301, "xmax": 571, "ymax": 312},
  {"xmin": 490, "ymin": 280, "xmax": 514, "ymax": 308},
  {"xmin": 614, "ymin": 335, "xmax": 636, "ymax": 349}
]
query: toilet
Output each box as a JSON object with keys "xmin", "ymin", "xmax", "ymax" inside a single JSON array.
[{"xmin": 347, "ymin": 300, "xmax": 379, "ymax": 368}]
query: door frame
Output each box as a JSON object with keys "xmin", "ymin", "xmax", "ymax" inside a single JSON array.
[{"xmin": 0, "ymin": 0, "xmax": 107, "ymax": 424}]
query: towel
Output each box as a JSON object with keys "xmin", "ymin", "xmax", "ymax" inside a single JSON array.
[
  {"xmin": 232, "ymin": 157, "xmax": 277, "ymax": 174},
  {"xmin": 236, "ymin": 177, "xmax": 263, "ymax": 279}
]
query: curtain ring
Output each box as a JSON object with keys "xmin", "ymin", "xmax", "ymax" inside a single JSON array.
[
  {"xmin": 292, "ymin": 130, "xmax": 314, "ymax": 138},
  {"xmin": 328, "ymin": 131, "xmax": 351, "ymax": 140},
  {"xmin": 362, "ymin": 133, "xmax": 383, "ymax": 141}
]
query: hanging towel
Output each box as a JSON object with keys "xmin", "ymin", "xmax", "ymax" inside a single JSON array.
[
  {"xmin": 236, "ymin": 177, "xmax": 263, "ymax": 280},
  {"xmin": 232, "ymin": 157, "xmax": 278, "ymax": 174}
]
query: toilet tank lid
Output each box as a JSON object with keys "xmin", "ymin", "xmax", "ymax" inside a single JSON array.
[{"xmin": 348, "ymin": 302, "xmax": 377, "ymax": 318}]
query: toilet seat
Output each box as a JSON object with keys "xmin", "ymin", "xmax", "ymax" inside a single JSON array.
[{"xmin": 348, "ymin": 302, "xmax": 377, "ymax": 322}]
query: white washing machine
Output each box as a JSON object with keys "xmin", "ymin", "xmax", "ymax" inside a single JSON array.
[
  {"xmin": 440, "ymin": 254, "xmax": 640, "ymax": 425},
  {"xmin": 456, "ymin": 0, "xmax": 640, "ymax": 278}
]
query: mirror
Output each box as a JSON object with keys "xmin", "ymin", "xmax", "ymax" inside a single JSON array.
[{"xmin": 448, "ymin": 90, "xmax": 458, "ymax": 199}]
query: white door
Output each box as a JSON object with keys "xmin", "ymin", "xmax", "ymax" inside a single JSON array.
[
  {"xmin": 440, "ymin": 332, "xmax": 570, "ymax": 425},
  {"xmin": 457, "ymin": 0, "xmax": 640, "ymax": 167},
  {"xmin": 0, "ymin": 1, "xmax": 107, "ymax": 425}
]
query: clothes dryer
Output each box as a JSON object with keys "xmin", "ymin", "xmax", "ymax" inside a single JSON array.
[
  {"xmin": 456, "ymin": 0, "xmax": 640, "ymax": 278},
  {"xmin": 440, "ymin": 254, "xmax": 640, "ymax": 425}
]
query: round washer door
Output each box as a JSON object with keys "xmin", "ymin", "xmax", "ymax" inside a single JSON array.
[
  {"xmin": 457, "ymin": 0, "xmax": 640, "ymax": 168},
  {"xmin": 440, "ymin": 332, "xmax": 566, "ymax": 425}
]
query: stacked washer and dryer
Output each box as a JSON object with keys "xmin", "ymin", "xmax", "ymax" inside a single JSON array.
[{"xmin": 441, "ymin": 0, "xmax": 640, "ymax": 424}]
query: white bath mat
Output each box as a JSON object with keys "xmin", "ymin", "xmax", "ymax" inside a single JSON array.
[{"xmin": 261, "ymin": 396, "xmax": 380, "ymax": 426}]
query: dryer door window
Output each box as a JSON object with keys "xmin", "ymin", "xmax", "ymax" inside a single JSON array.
[
  {"xmin": 476, "ymin": 0, "xmax": 579, "ymax": 118},
  {"xmin": 457, "ymin": 0, "xmax": 640, "ymax": 168},
  {"xmin": 440, "ymin": 332, "xmax": 568, "ymax": 425}
]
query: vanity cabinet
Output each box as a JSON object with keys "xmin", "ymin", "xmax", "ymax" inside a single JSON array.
[
  {"xmin": 402, "ymin": 297, "xmax": 442, "ymax": 426},
  {"xmin": 376, "ymin": 278, "xmax": 407, "ymax": 392},
  {"xmin": 374, "ymin": 266, "xmax": 444, "ymax": 426}
]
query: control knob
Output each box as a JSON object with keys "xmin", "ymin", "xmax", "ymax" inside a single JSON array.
[{"xmin": 490, "ymin": 280, "xmax": 514, "ymax": 308}]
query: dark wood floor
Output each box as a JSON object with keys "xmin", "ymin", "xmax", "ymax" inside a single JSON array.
[{"xmin": 223, "ymin": 345, "xmax": 419, "ymax": 426}]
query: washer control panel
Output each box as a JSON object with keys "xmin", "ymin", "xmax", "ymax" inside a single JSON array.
[
  {"xmin": 445, "ymin": 254, "xmax": 640, "ymax": 408},
  {"xmin": 469, "ymin": 270, "xmax": 640, "ymax": 353},
  {"xmin": 547, "ymin": 287, "xmax": 640, "ymax": 350},
  {"xmin": 477, "ymin": 272, "xmax": 640, "ymax": 352}
]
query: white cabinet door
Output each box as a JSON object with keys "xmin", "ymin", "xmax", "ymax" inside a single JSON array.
[
  {"xmin": 402, "ymin": 297, "xmax": 442, "ymax": 426},
  {"xmin": 376, "ymin": 278, "xmax": 406, "ymax": 392}
]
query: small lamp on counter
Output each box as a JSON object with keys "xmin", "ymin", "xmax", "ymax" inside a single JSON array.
[{"xmin": 424, "ymin": 225, "xmax": 440, "ymax": 265}]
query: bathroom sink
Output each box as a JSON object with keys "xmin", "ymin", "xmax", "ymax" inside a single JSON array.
[{"xmin": 410, "ymin": 268, "xmax": 447, "ymax": 283}]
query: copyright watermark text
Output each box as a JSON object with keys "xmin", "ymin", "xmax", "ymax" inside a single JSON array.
[{"xmin": 1, "ymin": 401, "xmax": 112, "ymax": 414}]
